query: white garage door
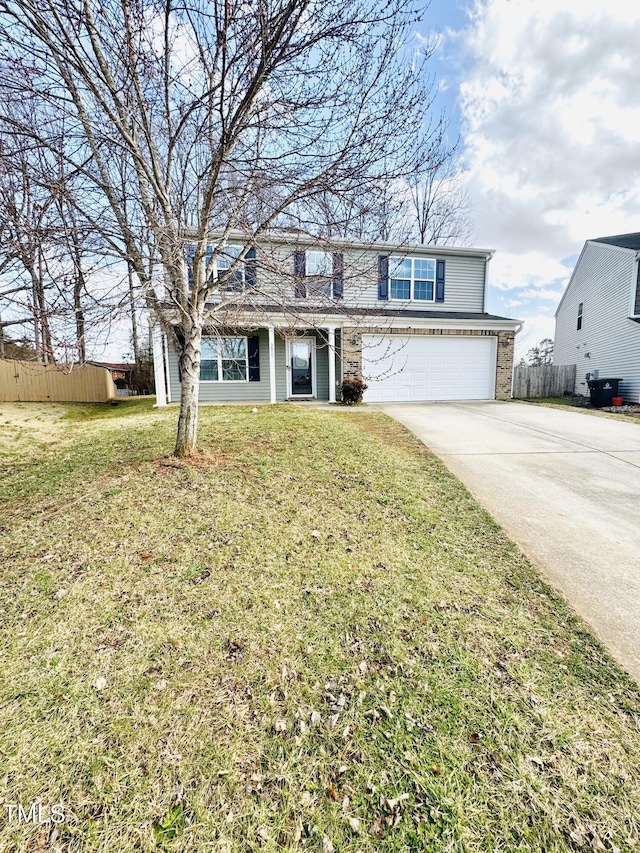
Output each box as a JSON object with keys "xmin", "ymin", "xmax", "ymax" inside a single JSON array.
[{"xmin": 361, "ymin": 334, "xmax": 496, "ymax": 402}]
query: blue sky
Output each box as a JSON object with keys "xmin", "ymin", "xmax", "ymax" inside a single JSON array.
[
  {"xmin": 90, "ymin": 0, "xmax": 640, "ymax": 361},
  {"xmin": 415, "ymin": 0, "xmax": 640, "ymax": 358}
]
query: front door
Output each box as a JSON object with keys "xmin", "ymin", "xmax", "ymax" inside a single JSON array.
[{"xmin": 289, "ymin": 339, "xmax": 314, "ymax": 397}]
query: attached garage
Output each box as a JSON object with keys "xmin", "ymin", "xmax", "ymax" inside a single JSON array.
[{"xmin": 361, "ymin": 334, "xmax": 497, "ymax": 402}]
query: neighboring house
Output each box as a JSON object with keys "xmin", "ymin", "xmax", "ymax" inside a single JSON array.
[
  {"xmin": 87, "ymin": 361, "xmax": 135, "ymax": 396},
  {"xmin": 152, "ymin": 233, "xmax": 520, "ymax": 405},
  {"xmin": 554, "ymin": 232, "xmax": 640, "ymax": 402}
]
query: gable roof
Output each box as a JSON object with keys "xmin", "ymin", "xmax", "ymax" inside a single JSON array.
[
  {"xmin": 555, "ymin": 232, "xmax": 640, "ymax": 318},
  {"xmin": 592, "ymin": 232, "xmax": 640, "ymax": 251}
]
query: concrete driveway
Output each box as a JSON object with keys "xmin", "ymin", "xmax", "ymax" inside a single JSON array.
[{"xmin": 377, "ymin": 400, "xmax": 640, "ymax": 683}]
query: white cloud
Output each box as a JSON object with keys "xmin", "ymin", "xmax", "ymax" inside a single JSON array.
[
  {"xmin": 488, "ymin": 251, "xmax": 571, "ymax": 293},
  {"xmin": 513, "ymin": 312, "xmax": 557, "ymax": 359},
  {"xmin": 455, "ymin": 0, "xmax": 640, "ymax": 354}
]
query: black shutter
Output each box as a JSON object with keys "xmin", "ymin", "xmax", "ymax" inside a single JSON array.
[
  {"xmin": 435, "ymin": 259, "xmax": 446, "ymax": 302},
  {"xmin": 186, "ymin": 245, "xmax": 195, "ymax": 286},
  {"xmin": 245, "ymin": 247, "xmax": 256, "ymax": 288},
  {"xmin": 294, "ymin": 251, "xmax": 307, "ymax": 298},
  {"xmin": 248, "ymin": 335, "xmax": 260, "ymax": 381},
  {"xmin": 378, "ymin": 254, "xmax": 389, "ymax": 300},
  {"xmin": 332, "ymin": 252, "xmax": 344, "ymax": 299},
  {"xmin": 205, "ymin": 245, "xmax": 213, "ymax": 283}
]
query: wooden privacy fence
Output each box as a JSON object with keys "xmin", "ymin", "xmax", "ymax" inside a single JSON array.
[
  {"xmin": 512, "ymin": 363, "xmax": 576, "ymax": 399},
  {"xmin": 0, "ymin": 359, "xmax": 117, "ymax": 403}
]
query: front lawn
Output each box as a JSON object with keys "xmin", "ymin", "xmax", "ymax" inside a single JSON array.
[{"xmin": 1, "ymin": 400, "xmax": 639, "ymax": 852}]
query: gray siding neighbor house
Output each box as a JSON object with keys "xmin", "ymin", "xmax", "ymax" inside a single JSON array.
[
  {"xmin": 152, "ymin": 232, "xmax": 520, "ymax": 405},
  {"xmin": 554, "ymin": 233, "xmax": 640, "ymax": 402}
]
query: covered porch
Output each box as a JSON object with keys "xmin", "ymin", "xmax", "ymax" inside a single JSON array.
[{"xmin": 153, "ymin": 324, "xmax": 343, "ymax": 406}]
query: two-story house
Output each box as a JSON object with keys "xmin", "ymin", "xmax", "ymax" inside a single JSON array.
[
  {"xmin": 554, "ymin": 232, "xmax": 640, "ymax": 402},
  {"xmin": 152, "ymin": 233, "xmax": 520, "ymax": 405}
]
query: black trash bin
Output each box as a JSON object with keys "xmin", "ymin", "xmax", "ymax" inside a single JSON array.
[{"xmin": 587, "ymin": 378, "xmax": 622, "ymax": 408}]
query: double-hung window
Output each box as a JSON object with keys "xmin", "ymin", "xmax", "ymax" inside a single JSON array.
[
  {"xmin": 200, "ymin": 337, "xmax": 248, "ymax": 381},
  {"xmin": 294, "ymin": 250, "xmax": 343, "ymax": 298},
  {"xmin": 217, "ymin": 246, "xmax": 244, "ymax": 291},
  {"xmin": 577, "ymin": 302, "xmax": 583, "ymax": 331},
  {"xmin": 389, "ymin": 256, "xmax": 436, "ymax": 301},
  {"xmin": 306, "ymin": 251, "xmax": 332, "ymax": 297}
]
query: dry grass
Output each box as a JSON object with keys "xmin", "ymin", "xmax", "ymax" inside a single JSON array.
[
  {"xmin": 1, "ymin": 400, "xmax": 639, "ymax": 852},
  {"xmin": 0, "ymin": 402, "xmax": 73, "ymax": 463},
  {"xmin": 513, "ymin": 397, "xmax": 640, "ymax": 423}
]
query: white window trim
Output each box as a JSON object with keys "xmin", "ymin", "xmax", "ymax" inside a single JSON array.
[
  {"xmin": 215, "ymin": 245, "xmax": 245, "ymax": 289},
  {"xmin": 304, "ymin": 250, "xmax": 334, "ymax": 298},
  {"xmin": 389, "ymin": 256, "xmax": 436, "ymax": 303},
  {"xmin": 200, "ymin": 335, "xmax": 250, "ymax": 383}
]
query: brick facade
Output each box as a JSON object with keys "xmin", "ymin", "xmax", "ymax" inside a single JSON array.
[
  {"xmin": 342, "ymin": 326, "xmax": 515, "ymax": 399},
  {"xmin": 495, "ymin": 331, "xmax": 515, "ymax": 398}
]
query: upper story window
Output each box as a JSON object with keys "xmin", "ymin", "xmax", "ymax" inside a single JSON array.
[
  {"xmin": 378, "ymin": 254, "xmax": 445, "ymax": 302},
  {"xmin": 217, "ymin": 246, "xmax": 244, "ymax": 291},
  {"xmin": 187, "ymin": 244, "xmax": 256, "ymax": 291},
  {"xmin": 577, "ymin": 302, "xmax": 583, "ymax": 330},
  {"xmin": 307, "ymin": 251, "xmax": 331, "ymax": 277},
  {"xmin": 389, "ymin": 256, "xmax": 436, "ymax": 301},
  {"xmin": 294, "ymin": 250, "xmax": 343, "ymax": 299}
]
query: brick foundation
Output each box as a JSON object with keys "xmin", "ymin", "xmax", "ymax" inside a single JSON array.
[{"xmin": 342, "ymin": 327, "xmax": 515, "ymax": 399}]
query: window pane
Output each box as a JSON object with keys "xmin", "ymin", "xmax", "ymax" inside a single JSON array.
[
  {"xmin": 222, "ymin": 360, "xmax": 247, "ymax": 381},
  {"xmin": 307, "ymin": 278, "xmax": 332, "ymax": 298},
  {"xmin": 217, "ymin": 245, "xmax": 241, "ymax": 270},
  {"xmin": 307, "ymin": 251, "xmax": 331, "ymax": 276},
  {"xmin": 390, "ymin": 257, "xmax": 411, "ymax": 279},
  {"xmin": 201, "ymin": 360, "xmax": 219, "ymax": 380},
  {"xmin": 202, "ymin": 339, "xmax": 218, "ymax": 359},
  {"xmin": 221, "ymin": 337, "xmax": 246, "ymax": 359},
  {"xmin": 217, "ymin": 247, "xmax": 244, "ymax": 290},
  {"xmin": 414, "ymin": 259, "xmax": 435, "ymax": 279},
  {"xmin": 200, "ymin": 339, "xmax": 219, "ymax": 380},
  {"xmin": 390, "ymin": 279, "xmax": 410, "ymax": 299},
  {"xmin": 414, "ymin": 280, "xmax": 434, "ymax": 300}
]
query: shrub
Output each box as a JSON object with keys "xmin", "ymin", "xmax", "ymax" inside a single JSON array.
[{"xmin": 341, "ymin": 376, "xmax": 368, "ymax": 405}]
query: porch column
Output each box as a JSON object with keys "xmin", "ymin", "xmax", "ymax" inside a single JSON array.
[
  {"xmin": 327, "ymin": 326, "xmax": 337, "ymax": 404},
  {"xmin": 268, "ymin": 325, "xmax": 277, "ymax": 404},
  {"xmin": 152, "ymin": 324, "xmax": 167, "ymax": 407}
]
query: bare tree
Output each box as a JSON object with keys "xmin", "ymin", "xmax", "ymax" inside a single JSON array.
[
  {"xmin": 407, "ymin": 139, "xmax": 474, "ymax": 246},
  {"xmin": 0, "ymin": 134, "xmax": 120, "ymax": 364},
  {"xmin": 0, "ymin": 0, "xmax": 444, "ymax": 455},
  {"xmin": 0, "ymin": 144, "xmax": 57, "ymax": 361}
]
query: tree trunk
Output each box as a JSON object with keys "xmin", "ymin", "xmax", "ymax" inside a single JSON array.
[
  {"xmin": 33, "ymin": 250, "xmax": 53, "ymax": 363},
  {"xmin": 73, "ymin": 272, "xmax": 86, "ymax": 363},
  {"xmin": 71, "ymin": 242, "xmax": 87, "ymax": 363},
  {"xmin": 128, "ymin": 261, "xmax": 139, "ymax": 364},
  {"xmin": 174, "ymin": 322, "xmax": 202, "ymax": 457}
]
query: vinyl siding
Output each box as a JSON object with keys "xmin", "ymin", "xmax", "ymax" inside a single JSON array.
[
  {"xmin": 204, "ymin": 243, "xmax": 487, "ymax": 315},
  {"xmin": 167, "ymin": 328, "xmax": 332, "ymax": 402},
  {"xmin": 554, "ymin": 241, "xmax": 640, "ymax": 402},
  {"xmin": 167, "ymin": 329, "xmax": 271, "ymax": 403}
]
